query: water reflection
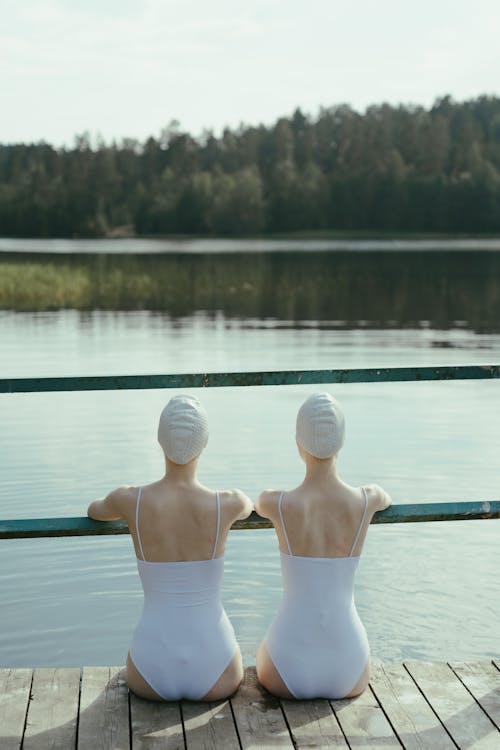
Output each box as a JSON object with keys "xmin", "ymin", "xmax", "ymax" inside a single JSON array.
[{"xmin": 1, "ymin": 250, "xmax": 500, "ymax": 331}]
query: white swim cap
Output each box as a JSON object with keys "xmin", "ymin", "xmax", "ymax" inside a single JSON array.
[
  {"xmin": 296, "ymin": 392, "xmax": 345, "ymax": 458},
  {"xmin": 157, "ymin": 394, "xmax": 209, "ymax": 464}
]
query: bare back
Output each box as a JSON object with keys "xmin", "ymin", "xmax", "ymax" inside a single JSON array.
[
  {"xmin": 258, "ymin": 482, "xmax": 387, "ymax": 558},
  {"xmin": 114, "ymin": 480, "xmax": 248, "ymax": 562}
]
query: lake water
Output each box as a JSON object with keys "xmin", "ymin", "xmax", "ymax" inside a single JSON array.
[{"xmin": 0, "ymin": 241, "xmax": 499, "ymax": 667}]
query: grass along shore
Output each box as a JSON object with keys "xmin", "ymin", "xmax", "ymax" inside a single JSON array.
[{"xmin": 1, "ymin": 252, "xmax": 499, "ymax": 332}]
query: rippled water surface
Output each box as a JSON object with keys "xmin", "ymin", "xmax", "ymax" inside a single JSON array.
[{"xmin": 0, "ymin": 244, "xmax": 499, "ymax": 666}]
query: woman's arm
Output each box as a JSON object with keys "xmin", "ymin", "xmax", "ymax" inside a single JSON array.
[
  {"xmin": 372, "ymin": 484, "xmax": 392, "ymax": 511},
  {"xmin": 233, "ymin": 489, "xmax": 254, "ymax": 520},
  {"xmin": 87, "ymin": 486, "xmax": 130, "ymax": 521},
  {"xmin": 254, "ymin": 490, "xmax": 279, "ymax": 520}
]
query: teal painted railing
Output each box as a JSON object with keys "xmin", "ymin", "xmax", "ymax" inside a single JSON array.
[
  {"xmin": 1, "ymin": 364, "xmax": 499, "ymax": 393},
  {"xmin": 1, "ymin": 365, "xmax": 499, "ymax": 538},
  {"xmin": 0, "ymin": 501, "xmax": 499, "ymax": 539}
]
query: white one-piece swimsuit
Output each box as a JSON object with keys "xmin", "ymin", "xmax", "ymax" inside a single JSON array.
[
  {"xmin": 264, "ymin": 489, "xmax": 370, "ymax": 699},
  {"xmin": 129, "ymin": 488, "xmax": 239, "ymax": 700}
]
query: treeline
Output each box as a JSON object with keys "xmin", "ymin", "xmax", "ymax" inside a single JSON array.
[{"xmin": 1, "ymin": 95, "xmax": 500, "ymax": 237}]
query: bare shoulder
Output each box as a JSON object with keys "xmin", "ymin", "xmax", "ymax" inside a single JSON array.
[
  {"xmin": 363, "ymin": 484, "xmax": 392, "ymax": 512},
  {"xmin": 109, "ymin": 485, "xmax": 137, "ymax": 502},
  {"xmin": 219, "ymin": 488, "xmax": 253, "ymax": 521},
  {"xmin": 255, "ymin": 489, "xmax": 282, "ymax": 519},
  {"xmin": 107, "ymin": 485, "xmax": 138, "ymax": 511}
]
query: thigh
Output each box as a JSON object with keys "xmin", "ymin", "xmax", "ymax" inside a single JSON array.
[
  {"xmin": 125, "ymin": 652, "xmax": 164, "ymax": 702},
  {"xmin": 255, "ymin": 641, "xmax": 294, "ymax": 699},
  {"xmin": 345, "ymin": 658, "xmax": 371, "ymax": 698},
  {"xmin": 201, "ymin": 650, "xmax": 244, "ymax": 701}
]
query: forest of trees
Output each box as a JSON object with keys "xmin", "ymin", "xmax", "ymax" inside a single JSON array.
[{"xmin": 1, "ymin": 95, "xmax": 500, "ymax": 237}]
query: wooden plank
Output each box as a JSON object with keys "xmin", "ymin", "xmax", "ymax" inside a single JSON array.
[
  {"xmin": 78, "ymin": 667, "xmax": 129, "ymax": 750},
  {"xmin": 0, "ymin": 668, "xmax": 32, "ymax": 750},
  {"xmin": 281, "ymin": 698, "xmax": 348, "ymax": 747},
  {"xmin": 230, "ymin": 667, "xmax": 294, "ymax": 749},
  {"xmin": 369, "ymin": 662, "xmax": 455, "ymax": 749},
  {"xmin": 23, "ymin": 667, "xmax": 80, "ymax": 750},
  {"xmin": 181, "ymin": 699, "xmax": 240, "ymax": 750},
  {"xmin": 130, "ymin": 692, "xmax": 184, "ymax": 750},
  {"xmin": 332, "ymin": 683, "xmax": 402, "ymax": 749},
  {"xmin": 1, "ymin": 661, "xmax": 499, "ymax": 750},
  {"xmin": 405, "ymin": 660, "xmax": 499, "ymax": 749},
  {"xmin": 450, "ymin": 661, "xmax": 500, "ymax": 730}
]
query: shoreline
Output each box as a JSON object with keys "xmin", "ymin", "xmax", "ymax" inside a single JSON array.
[{"xmin": 2, "ymin": 234, "xmax": 500, "ymax": 257}]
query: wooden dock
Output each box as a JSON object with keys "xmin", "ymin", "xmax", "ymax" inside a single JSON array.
[{"xmin": 1, "ymin": 661, "xmax": 499, "ymax": 749}]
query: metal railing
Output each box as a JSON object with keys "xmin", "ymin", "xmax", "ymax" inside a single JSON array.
[
  {"xmin": 0, "ymin": 501, "xmax": 499, "ymax": 540},
  {"xmin": 1, "ymin": 364, "xmax": 499, "ymax": 394},
  {"xmin": 1, "ymin": 364, "xmax": 499, "ymax": 538}
]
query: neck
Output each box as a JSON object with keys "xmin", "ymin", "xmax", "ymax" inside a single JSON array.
[
  {"xmin": 163, "ymin": 456, "xmax": 199, "ymax": 484},
  {"xmin": 303, "ymin": 455, "xmax": 338, "ymax": 483}
]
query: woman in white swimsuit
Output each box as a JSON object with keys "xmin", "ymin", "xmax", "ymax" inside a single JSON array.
[
  {"xmin": 256, "ymin": 392, "xmax": 392, "ymax": 699},
  {"xmin": 88, "ymin": 394, "xmax": 253, "ymax": 701}
]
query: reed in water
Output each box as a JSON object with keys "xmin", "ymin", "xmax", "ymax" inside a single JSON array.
[{"xmin": 1, "ymin": 250, "xmax": 499, "ymax": 331}]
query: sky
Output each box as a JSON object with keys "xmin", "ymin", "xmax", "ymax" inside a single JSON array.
[{"xmin": 1, "ymin": 0, "xmax": 500, "ymax": 147}]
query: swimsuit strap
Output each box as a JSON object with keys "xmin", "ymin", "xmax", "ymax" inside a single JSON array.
[
  {"xmin": 135, "ymin": 487, "xmax": 146, "ymax": 561},
  {"xmin": 349, "ymin": 487, "xmax": 368, "ymax": 557},
  {"xmin": 278, "ymin": 491, "xmax": 293, "ymax": 556},
  {"xmin": 211, "ymin": 491, "xmax": 221, "ymax": 559}
]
